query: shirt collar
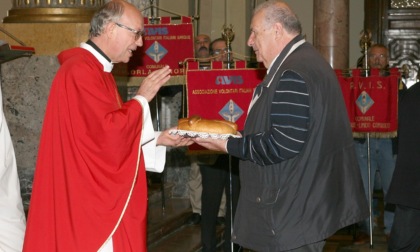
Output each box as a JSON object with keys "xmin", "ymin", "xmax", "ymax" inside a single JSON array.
[
  {"xmin": 80, "ymin": 41, "xmax": 114, "ymax": 73},
  {"xmin": 267, "ymin": 34, "xmax": 305, "ymax": 74},
  {"xmin": 267, "ymin": 54, "xmax": 280, "ymax": 74}
]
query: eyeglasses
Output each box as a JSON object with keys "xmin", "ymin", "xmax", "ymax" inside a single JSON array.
[
  {"xmin": 368, "ymin": 54, "xmax": 387, "ymax": 60},
  {"xmin": 212, "ymin": 48, "xmax": 228, "ymax": 55},
  {"xmin": 195, "ymin": 39, "xmax": 210, "ymax": 45},
  {"xmin": 115, "ymin": 22, "xmax": 144, "ymax": 40}
]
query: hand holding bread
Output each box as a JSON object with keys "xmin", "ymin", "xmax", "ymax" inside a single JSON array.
[{"xmin": 177, "ymin": 115, "xmax": 237, "ymax": 135}]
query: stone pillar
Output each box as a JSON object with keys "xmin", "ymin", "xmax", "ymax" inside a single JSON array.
[{"xmin": 313, "ymin": 0, "xmax": 349, "ymax": 69}]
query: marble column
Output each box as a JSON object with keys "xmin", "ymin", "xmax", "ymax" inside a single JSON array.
[{"xmin": 313, "ymin": 0, "xmax": 349, "ymax": 69}]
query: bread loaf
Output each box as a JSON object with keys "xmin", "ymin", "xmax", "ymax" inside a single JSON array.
[{"xmin": 178, "ymin": 115, "xmax": 237, "ymax": 135}]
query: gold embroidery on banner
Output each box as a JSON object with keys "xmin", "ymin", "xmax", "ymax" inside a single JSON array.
[
  {"xmin": 190, "ymin": 88, "xmax": 253, "ymax": 95},
  {"xmin": 352, "ymin": 132, "xmax": 398, "ymax": 138}
]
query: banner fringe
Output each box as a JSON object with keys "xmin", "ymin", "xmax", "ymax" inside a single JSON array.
[{"xmin": 352, "ymin": 131, "xmax": 397, "ymax": 138}]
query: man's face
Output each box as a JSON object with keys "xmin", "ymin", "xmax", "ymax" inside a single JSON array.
[
  {"xmin": 211, "ymin": 40, "xmax": 227, "ymax": 62},
  {"xmin": 368, "ymin": 47, "xmax": 388, "ymax": 70},
  {"xmin": 109, "ymin": 5, "xmax": 144, "ymax": 63},
  {"xmin": 247, "ymin": 11, "xmax": 277, "ymax": 68},
  {"xmin": 194, "ymin": 35, "xmax": 210, "ymax": 59}
]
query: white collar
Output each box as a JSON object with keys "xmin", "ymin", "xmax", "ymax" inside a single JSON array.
[
  {"xmin": 267, "ymin": 38, "xmax": 306, "ymax": 75},
  {"xmin": 266, "ymin": 38, "xmax": 306, "ymax": 87},
  {"xmin": 267, "ymin": 53, "xmax": 280, "ymax": 74},
  {"xmin": 80, "ymin": 42, "xmax": 114, "ymax": 73}
]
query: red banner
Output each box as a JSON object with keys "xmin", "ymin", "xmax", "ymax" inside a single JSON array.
[
  {"xmin": 185, "ymin": 61, "xmax": 265, "ymax": 153},
  {"xmin": 186, "ymin": 61, "xmax": 265, "ymax": 130},
  {"xmin": 113, "ymin": 17, "xmax": 194, "ymax": 79},
  {"xmin": 336, "ymin": 68, "xmax": 399, "ymax": 137}
]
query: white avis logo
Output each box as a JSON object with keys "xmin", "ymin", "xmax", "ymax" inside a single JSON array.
[{"xmin": 215, "ymin": 76, "xmax": 244, "ymax": 85}]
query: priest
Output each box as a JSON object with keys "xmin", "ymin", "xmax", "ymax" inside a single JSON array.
[{"xmin": 23, "ymin": 1, "xmax": 192, "ymax": 251}]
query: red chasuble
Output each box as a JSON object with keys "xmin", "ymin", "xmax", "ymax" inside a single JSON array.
[{"xmin": 23, "ymin": 48, "xmax": 148, "ymax": 251}]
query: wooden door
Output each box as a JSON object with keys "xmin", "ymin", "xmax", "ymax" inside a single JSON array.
[{"xmin": 365, "ymin": 0, "xmax": 420, "ymax": 87}]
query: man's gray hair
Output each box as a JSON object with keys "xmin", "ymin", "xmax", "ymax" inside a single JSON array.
[
  {"xmin": 368, "ymin": 43, "xmax": 388, "ymax": 55},
  {"xmin": 89, "ymin": 0, "xmax": 125, "ymax": 38},
  {"xmin": 254, "ymin": 0, "xmax": 302, "ymax": 35}
]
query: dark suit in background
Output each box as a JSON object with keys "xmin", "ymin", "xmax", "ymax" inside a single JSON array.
[{"xmin": 386, "ymin": 82, "xmax": 420, "ymax": 252}]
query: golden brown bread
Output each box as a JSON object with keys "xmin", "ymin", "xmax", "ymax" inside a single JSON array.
[{"xmin": 178, "ymin": 115, "xmax": 237, "ymax": 135}]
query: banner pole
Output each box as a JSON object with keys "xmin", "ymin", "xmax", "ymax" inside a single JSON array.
[
  {"xmin": 359, "ymin": 30, "xmax": 374, "ymax": 247},
  {"xmin": 228, "ymin": 155, "xmax": 234, "ymax": 252},
  {"xmin": 367, "ymin": 132, "xmax": 373, "ymax": 248}
]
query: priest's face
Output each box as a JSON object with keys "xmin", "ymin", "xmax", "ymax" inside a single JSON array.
[{"xmin": 110, "ymin": 6, "xmax": 144, "ymax": 63}]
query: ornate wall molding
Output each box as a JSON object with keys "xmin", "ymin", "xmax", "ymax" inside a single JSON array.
[
  {"xmin": 391, "ymin": 0, "xmax": 420, "ymax": 8},
  {"xmin": 3, "ymin": 0, "xmax": 151, "ymax": 23}
]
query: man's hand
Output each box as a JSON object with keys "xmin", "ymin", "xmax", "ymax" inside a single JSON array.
[
  {"xmin": 157, "ymin": 127, "xmax": 194, "ymax": 147},
  {"xmin": 192, "ymin": 137, "xmax": 228, "ymax": 153},
  {"xmin": 136, "ymin": 65, "xmax": 171, "ymax": 101}
]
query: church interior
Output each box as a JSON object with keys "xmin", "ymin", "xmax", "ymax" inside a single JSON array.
[{"xmin": 1, "ymin": 0, "xmax": 419, "ymax": 251}]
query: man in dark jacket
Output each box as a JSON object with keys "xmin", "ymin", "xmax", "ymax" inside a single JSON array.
[
  {"xmin": 386, "ymin": 81, "xmax": 420, "ymax": 252},
  {"xmin": 192, "ymin": 1, "xmax": 369, "ymax": 251}
]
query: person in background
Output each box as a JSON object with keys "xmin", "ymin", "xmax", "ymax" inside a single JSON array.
[
  {"xmin": 194, "ymin": 34, "xmax": 211, "ymax": 61},
  {"xmin": 367, "ymin": 44, "xmax": 389, "ymax": 73},
  {"xmin": 386, "ymin": 81, "xmax": 420, "ymax": 252},
  {"xmin": 199, "ymin": 38, "xmax": 240, "ymax": 252},
  {"xmin": 185, "ymin": 34, "xmax": 227, "ymax": 226},
  {"xmin": 23, "ymin": 1, "xmax": 192, "ymax": 251},
  {"xmin": 0, "ymin": 85, "xmax": 26, "ymax": 252},
  {"xmin": 210, "ymin": 37, "xmax": 228, "ymax": 62},
  {"xmin": 191, "ymin": 1, "xmax": 368, "ymax": 251},
  {"xmin": 193, "ymin": 34, "xmax": 211, "ymax": 70},
  {"xmin": 353, "ymin": 43, "xmax": 397, "ymax": 244}
]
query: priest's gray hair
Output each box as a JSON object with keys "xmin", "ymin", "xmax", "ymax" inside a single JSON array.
[
  {"xmin": 89, "ymin": 0, "xmax": 125, "ymax": 38},
  {"xmin": 254, "ymin": 0, "xmax": 302, "ymax": 35}
]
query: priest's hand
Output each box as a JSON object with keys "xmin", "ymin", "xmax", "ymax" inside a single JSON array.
[
  {"xmin": 137, "ymin": 65, "xmax": 171, "ymax": 102},
  {"xmin": 157, "ymin": 127, "xmax": 194, "ymax": 147}
]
